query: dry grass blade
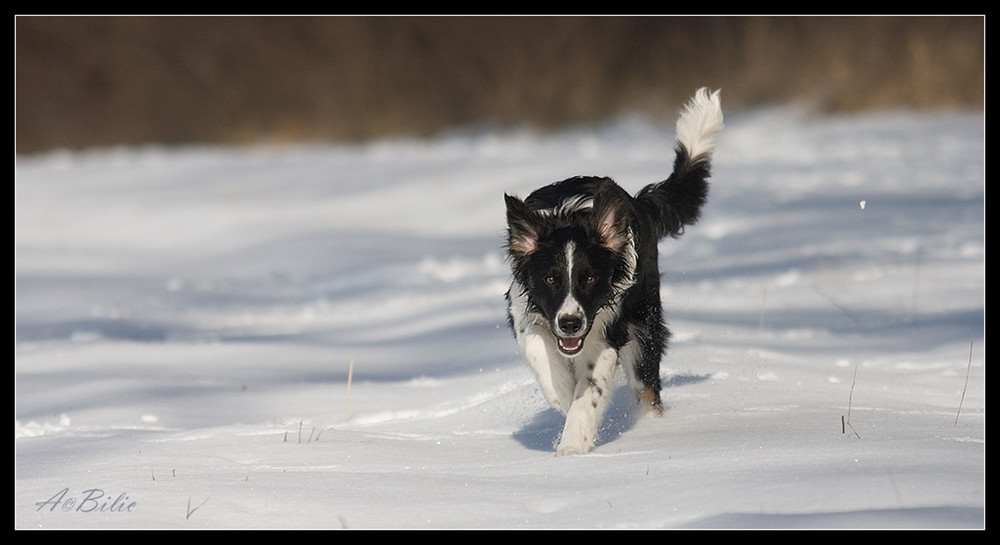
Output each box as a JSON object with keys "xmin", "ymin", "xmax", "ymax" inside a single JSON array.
[
  {"xmin": 955, "ymin": 338, "xmax": 974, "ymax": 426},
  {"xmin": 186, "ymin": 495, "xmax": 210, "ymax": 520},
  {"xmin": 844, "ymin": 364, "xmax": 861, "ymax": 439},
  {"xmin": 344, "ymin": 359, "xmax": 354, "ymax": 423}
]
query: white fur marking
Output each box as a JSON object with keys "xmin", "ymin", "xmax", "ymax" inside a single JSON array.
[
  {"xmin": 614, "ymin": 228, "xmax": 637, "ymax": 295},
  {"xmin": 554, "ymin": 241, "xmax": 586, "ymax": 338},
  {"xmin": 509, "ymin": 281, "xmax": 576, "ymax": 413},
  {"xmin": 675, "ymin": 88, "xmax": 724, "ymax": 162},
  {"xmin": 564, "ymin": 241, "xmax": 574, "ymax": 286},
  {"xmin": 536, "ymin": 195, "xmax": 594, "ymax": 217},
  {"xmin": 557, "ymin": 346, "xmax": 619, "ymax": 455}
]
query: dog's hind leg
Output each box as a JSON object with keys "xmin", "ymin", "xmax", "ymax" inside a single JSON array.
[
  {"xmin": 556, "ymin": 347, "xmax": 619, "ymax": 455},
  {"xmin": 621, "ymin": 317, "xmax": 667, "ymax": 415}
]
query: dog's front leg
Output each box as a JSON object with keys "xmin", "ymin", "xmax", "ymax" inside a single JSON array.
[
  {"xmin": 556, "ymin": 347, "xmax": 618, "ymax": 455},
  {"xmin": 519, "ymin": 331, "xmax": 577, "ymax": 414}
]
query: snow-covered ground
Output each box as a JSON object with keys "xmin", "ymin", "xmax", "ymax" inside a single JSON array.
[{"xmin": 15, "ymin": 107, "xmax": 984, "ymax": 529}]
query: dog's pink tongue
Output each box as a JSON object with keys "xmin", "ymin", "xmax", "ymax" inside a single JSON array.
[{"xmin": 559, "ymin": 337, "xmax": 582, "ymax": 352}]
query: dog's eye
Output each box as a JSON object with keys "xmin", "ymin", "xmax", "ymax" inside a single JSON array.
[
  {"xmin": 585, "ymin": 275, "xmax": 598, "ymax": 285},
  {"xmin": 544, "ymin": 275, "xmax": 556, "ymax": 286}
]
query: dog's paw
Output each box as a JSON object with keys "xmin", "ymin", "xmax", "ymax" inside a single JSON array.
[
  {"xmin": 555, "ymin": 444, "xmax": 591, "ymax": 456},
  {"xmin": 555, "ymin": 435, "xmax": 594, "ymax": 456},
  {"xmin": 638, "ymin": 389, "xmax": 663, "ymax": 416}
]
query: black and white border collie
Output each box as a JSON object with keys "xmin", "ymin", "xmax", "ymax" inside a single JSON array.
[{"xmin": 504, "ymin": 88, "xmax": 723, "ymax": 455}]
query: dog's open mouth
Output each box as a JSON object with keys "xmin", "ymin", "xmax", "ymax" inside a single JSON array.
[{"xmin": 557, "ymin": 335, "xmax": 586, "ymax": 356}]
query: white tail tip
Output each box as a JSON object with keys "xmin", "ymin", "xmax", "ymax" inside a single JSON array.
[{"xmin": 675, "ymin": 88, "xmax": 723, "ymax": 162}]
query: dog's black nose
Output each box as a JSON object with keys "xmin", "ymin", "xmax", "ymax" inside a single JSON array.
[{"xmin": 558, "ymin": 315, "xmax": 584, "ymax": 335}]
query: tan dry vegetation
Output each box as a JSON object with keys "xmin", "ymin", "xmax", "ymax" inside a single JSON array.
[{"xmin": 15, "ymin": 16, "xmax": 984, "ymax": 154}]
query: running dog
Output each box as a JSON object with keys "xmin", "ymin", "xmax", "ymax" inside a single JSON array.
[{"xmin": 504, "ymin": 88, "xmax": 723, "ymax": 455}]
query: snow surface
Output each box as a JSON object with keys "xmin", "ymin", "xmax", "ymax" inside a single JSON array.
[{"xmin": 15, "ymin": 108, "xmax": 985, "ymax": 529}]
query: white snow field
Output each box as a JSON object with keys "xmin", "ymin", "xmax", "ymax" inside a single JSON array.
[{"xmin": 15, "ymin": 107, "xmax": 984, "ymax": 529}]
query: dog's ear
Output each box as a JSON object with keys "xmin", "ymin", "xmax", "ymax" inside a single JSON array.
[
  {"xmin": 505, "ymin": 193, "xmax": 539, "ymax": 256},
  {"xmin": 591, "ymin": 186, "xmax": 630, "ymax": 252}
]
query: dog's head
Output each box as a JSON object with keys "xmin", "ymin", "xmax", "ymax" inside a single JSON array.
[{"xmin": 505, "ymin": 180, "xmax": 636, "ymax": 356}]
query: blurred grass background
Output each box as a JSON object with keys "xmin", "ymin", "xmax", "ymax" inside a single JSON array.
[{"xmin": 15, "ymin": 15, "xmax": 984, "ymax": 154}]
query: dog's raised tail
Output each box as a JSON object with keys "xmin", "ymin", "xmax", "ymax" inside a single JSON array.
[
  {"xmin": 676, "ymin": 87, "xmax": 723, "ymax": 167},
  {"xmin": 636, "ymin": 88, "xmax": 723, "ymax": 240}
]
